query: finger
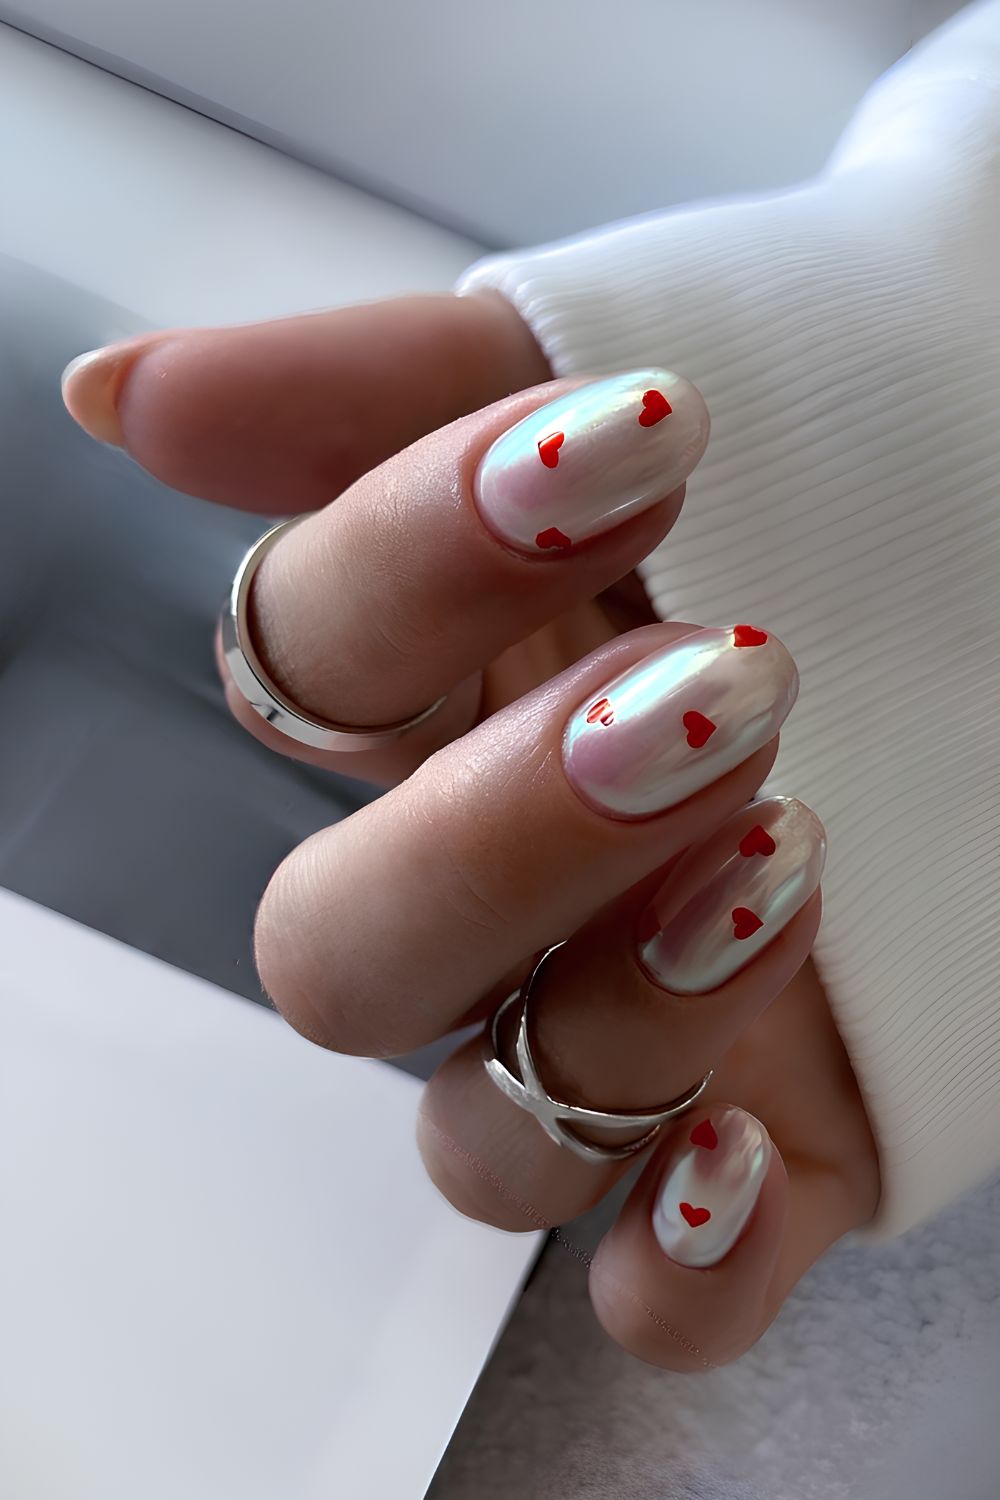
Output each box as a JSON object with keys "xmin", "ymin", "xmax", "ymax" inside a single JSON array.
[
  {"xmin": 254, "ymin": 621, "xmax": 799, "ymax": 1057},
  {"xmin": 60, "ymin": 291, "xmax": 551, "ymax": 509},
  {"xmin": 589, "ymin": 1091, "xmax": 874, "ymax": 1371},
  {"xmin": 238, "ymin": 368, "xmax": 709, "ymax": 758},
  {"xmin": 418, "ymin": 800, "xmax": 824, "ymax": 1230},
  {"xmin": 216, "ymin": 625, "xmax": 485, "ymax": 783},
  {"xmin": 726, "ymin": 952, "xmax": 882, "ymax": 1330},
  {"xmin": 589, "ymin": 1105, "xmax": 788, "ymax": 1370}
]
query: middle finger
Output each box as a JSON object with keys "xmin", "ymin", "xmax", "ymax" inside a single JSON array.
[{"xmin": 255, "ymin": 621, "xmax": 799, "ymax": 1058}]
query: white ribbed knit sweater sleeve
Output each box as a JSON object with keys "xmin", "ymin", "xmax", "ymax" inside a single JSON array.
[{"xmin": 454, "ymin": 1, "xmax": 1000, "ymax": 1239}]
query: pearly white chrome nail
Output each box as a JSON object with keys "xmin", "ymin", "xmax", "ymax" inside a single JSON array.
[
  {"xmin": 562, "ymin": 625, "xmax": 798, "ymax": 819},
  {"xmin": 652, "ymin": 1107, "xmax": 771, "ymax": 1268},
  {"xmin": 473, "ymin": 368, "xmax": 709, "ymax": 554},
  {"xmin": 638, "ymin": 796, "xmax": 826, "ymax": 993}
]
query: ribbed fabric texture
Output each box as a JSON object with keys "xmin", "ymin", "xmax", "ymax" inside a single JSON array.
[{"xmin": 455, "ymin": 1, "xmax": 1000, "ymax": 1239}]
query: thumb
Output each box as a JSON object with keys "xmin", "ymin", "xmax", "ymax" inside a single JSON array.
[{"xmin": 60, "ymin": 289, "xmax": 551, "ymax": 511}]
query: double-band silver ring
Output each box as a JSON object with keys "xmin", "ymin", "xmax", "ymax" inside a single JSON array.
[{"xmin": 483, "ymin": 943, "xmax": 713, "ymax": 1163}]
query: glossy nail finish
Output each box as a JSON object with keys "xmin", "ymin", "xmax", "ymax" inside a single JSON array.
[
  {"xmin": 61, "ymin": 346, "xmax": 130, "ymax": 446},
  {"xmin": 639, "ymin": 796, "xmax": 826, "ymax": 994},
  {"xmin": 652, "ymin": 1107, "xmax": 771, "ymax": 1268},
  {"xmin": 473, "ymin": 368, "xmax": 709, "ymax": 554},
  {"xmin": 562, "ymin": 626, "xmax": 798, "ymax": 819}
]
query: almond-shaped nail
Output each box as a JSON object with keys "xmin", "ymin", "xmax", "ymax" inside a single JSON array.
[
  {"xmin": 562, "ymin": 625, "xmax": 798, "ymax": 819},
  {"xmin": 60, "ymin": 346, "xmax": 134, "ymax": 446},
  {"xmin": 652, "ymin": 1107, "xmax": 771, "ymax": 1268},
  {"xmin": 473, "ymin": 368, "xmax": 709, "ymax": 554},
  {"xmin": 638, "ymin": 796, "xmax": 826, "ymax": 994}
]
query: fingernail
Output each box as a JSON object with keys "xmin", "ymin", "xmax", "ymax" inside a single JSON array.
[
  {"xmin": 652, "ymin": 1107, "xmax": 771, "ymax": 1268},
  {"xmin": 473, "ymin": 368, "xmax": 709, "ymax": 554},
  {"xmin": 562, "ymin": 625, "xmax": 798, "ymax": 819},
  {"xmin": 638, "ymin": 796, "xmax": 826, "ymax": 994},
  {"xmin": 60, "ymin": 345, "xmax": 134, "ymax": 446}
]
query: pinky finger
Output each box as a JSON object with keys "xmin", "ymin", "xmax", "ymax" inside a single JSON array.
[{"xmin": 587, "ymin": 1105, "xmax": 790, "ymax": 1370}]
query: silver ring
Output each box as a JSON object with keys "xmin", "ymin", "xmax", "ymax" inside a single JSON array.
[
  {"xmin": 483, "ymin": 943, "xmax": 713, "ymax": 1163},
  {"xmin": 220, "ymin": 516, "xmax": 447, "ymax": 751}
]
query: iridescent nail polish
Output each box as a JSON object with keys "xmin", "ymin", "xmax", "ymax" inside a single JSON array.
[
  {"xmin": 473, "ymin": 368, "xmax": 709, "ymax": 554},
  {"xmin": 638, "ymin": 796, "xmax": 826, "ymax": 994},
  {"xmin": 562, "ymin": 626, "xmax": 798, "ymax": 819},
  {"xmin": 652, "ymin": 1107, "xmax": 771, "ymax": 1268}
]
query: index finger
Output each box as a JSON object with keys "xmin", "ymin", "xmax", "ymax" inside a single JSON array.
[{"xmin": 244, "ymin": 368, "xmax": 709, "ymax": 734}]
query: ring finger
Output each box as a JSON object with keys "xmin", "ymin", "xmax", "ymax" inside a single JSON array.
[
  {"xmin": 418, "ymin": 794, "xmax": 825, "ymax": 1230},
  {"xmin": 255, "ymin": 619, "xmax": 813, "ymax": 1225}
]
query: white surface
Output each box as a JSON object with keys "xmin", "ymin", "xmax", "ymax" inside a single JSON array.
[
  {"xmin": 0, "ymin": 888, "xmax": 541, "ymax": 1500},
  {"xmin": 0, "ymin": 0, "xmax": 967, "ymax": 246},
  {"xmin": 0, "ymin": 25, "xmax": 482, "ymax": 327}
]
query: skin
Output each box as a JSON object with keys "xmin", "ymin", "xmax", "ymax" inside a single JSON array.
[{"xmin": 62, "ymin": 288, "xmax": 880, "ymax": 1368}]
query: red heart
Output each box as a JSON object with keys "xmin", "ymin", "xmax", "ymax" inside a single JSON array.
[
  {"xmin": 535, "ymin": 526, "xmax": 571, "ymax": 550},
  {"xmin": 732, "ymin": 906, "xmax": 763, "ymax": 940},
  {"xmin": 638, "ymin": 389, "xmax": 672, "ymax": 427},
  {"xmin": 683, "ymin": 710, "xmax": 716, "ymax": 748},
  {"xmin": 739, "ymin": 824, "xmax": 776, "ymax": 858},
  {"xmin": 733, "ymin": 624, "xmax": 768, "ymax": 648},
  {"xmin": 538, "ymin": 431, "xmax": 565, "ymax": 468},
  {"xmin": 679, "ymin": 1202, "xmax": 711, "ymax": 1228},
  {"xmin": 586, "ymin": 696, "xmax": 615, "ymax": 727},
  {"xmin": 689, "ymin": 1119, "xmax": 718, "ymax": 1151}
]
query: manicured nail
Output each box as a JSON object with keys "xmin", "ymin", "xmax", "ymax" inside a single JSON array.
[
  {"xmin": 562, "ymin": 625, "xmax": 798, "ymax": 819},
  {"xmin": 60, "ymin": 345, "xmax": 134, "ymax": 446},
  {"xmin": 637, "ymin": 796, "xmax": 826, "ymax": 994},
  {"xmin": 473, "ymin": 368, "xmax": 709, "ymax": 554},
  {"xmin": 652, "ymin": 1107, "xmax": 771, "ymax": 1268}
]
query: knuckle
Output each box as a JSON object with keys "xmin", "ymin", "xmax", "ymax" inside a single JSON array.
[{"xmin": 253, "ymin": 840, "xmax": 381, "ymax": 1057}]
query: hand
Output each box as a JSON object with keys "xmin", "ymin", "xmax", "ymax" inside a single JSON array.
[{"xmin": 63, "ymin": 291, "xmax": 880, "ymax": 1368}]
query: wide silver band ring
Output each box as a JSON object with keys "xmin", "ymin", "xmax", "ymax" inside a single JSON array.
[
  {"xmin": 220, "ymin": 516, "xmax": 447, "ymax": 752},
  {"xmin": 483, "ymin": 944, "xmax": 713, "ymax": 1163}
]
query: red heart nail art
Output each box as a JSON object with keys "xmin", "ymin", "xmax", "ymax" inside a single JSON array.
[
  {"xmin": 739, "ymin": 824, "xmax": 776, "ymax": 858},
  {"xmin": 679, "ymin": 1202, "xmax": 711, "ymax": 1228},
  {"xmin": 682, "ymin": 710, "xmax": 717, "ymax": 748},
  {"xmin": 733, "ymin": 624, "xmax": 768, "ymax": 648},
  {"xmin": 689, "ymin": 1119, "xmax": 718, "ymax": 1151},
  {"xmin": 638, "ymin": 389, "xmax": 672, "ymax": 427},
  {"xmin": 535, "ymin": 526, "xmax": 571, "ymax": 550},
  {"xmin": 586, "ymin": 697, "xmax": 615, "ymax": 727},
  {"xmin": 538, "ymin": 431, "xmax": 565, "ymax": 468},
  {"xmin": 732, "ymin": 907, "xmax": 764, "ymax": 940}
]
